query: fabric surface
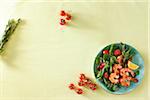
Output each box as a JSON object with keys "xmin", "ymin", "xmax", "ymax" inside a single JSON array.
[{"xmin": 0, "ymin": 0, "xmax": 149, "ymax": 100}]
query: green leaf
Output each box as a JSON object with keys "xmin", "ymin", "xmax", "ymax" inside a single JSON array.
[
  {"xmin": 103, "ymin": 54, "xmax": 110, "ymax": 61},
  {"xmin": 109, "ymin": 44, "xmax": 114, "ymax": 55},
  {"xmin": 95, "ymin": 57, "xmax": 100, "ymax": 65},
  {"xmin": 122, "ymin": 47, "xmax": 133, "ymax": 64},
  {"xmin": 106, "ymin": 81, "xmax": 111, "ymax": 88},
  {"xmin": 108, "ymin": 83, "xmax": 114, "ymax": 91},
  {"xmin": 97, "ymin": 70, "xmax": 102, "ymax": 78},
  {"xmin": 107, "ymin": 84, "xmax": 111, "ymax": 88},
  {"xmin": 97, "ymin": 67, "xmax": 105, "ymax": 79},
  {"xmin": 121, "ymin": 42, "xmax": 126, "ymax": 51},
  {"xmin": 109, "ymin": 65, "xmax": 113, "ymax": 73},
  {"xmin": 97, "ymin": 66, "xmax": 106, "ymax": 79},
  {"xmin": 112, "ymin": 56, "xmax": 118, "ymax": 63},
  {"xmin": 99, "ymin": 57, "xmax": 103, "ymax": 64},
  {"xmin": 112, "ymin": 85, "xmax": 119, "ymax": 91},
  {"xmin": 105, "ymin": 67, "xmax": 109, "ymax": 72},
  {"xmin": 109, "ymin": 56, "xmax": 117, "ymax": 73},
  {"xmin": 100, "ymin": 68, "xmax": 105, "ymax": 77},
  {"xmin": 128, "ymin": 50, "xmax": 135, "ymax": 59},
  {"xmin": 110, "ymin": 56, "xmax": 117, "ymax": 65},
  {"xmin": 104, "ymin": 46, "xmax": 110, "ymax": 50},
  {"xmin": 126, "ymin": 47, "xmax": 132, "ymax": 54},
  {"xmin": 103, "ymin": 78, "xmax": 108, "ymax": 85},
  {"xmin": 135, "ymin": 70, "xmax": 140, "ymax": 76}
]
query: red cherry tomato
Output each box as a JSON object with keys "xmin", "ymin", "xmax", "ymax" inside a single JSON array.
[
  {"xmin": 68, "ymin": 83, "xmax": 75, "ymax": 90},
  {"xmin": 103, "ymin": 50, "xmax": 109, "ymax": 54},
  {"xmin": 78, "ymin": 80, "xmax": 86, "ymax": 86},
  {"xmin": 99, "ymin": 63, "xmax": 105, "ymax": 69},
  {"xmin": 89, "ymin": 83, "xmax": 97, "ymax": 90},
  {"xmin": 66, "ymin": 14, "xmax": 72, "ymax": 20},
  {"xmin": 99, "ymin": 65, "xmax": 103, "ymax": 69},
  {"xmin": 60, "ymin": 10, "xmax": 66, "ymax": 16},
  {"xmin": 101, "ymin": 63, "xmax": 105, "ymax": 67},
  {"xmin": 60, "ymin": 19, "xmax": 66, "ymax": 25},
  {"xmin": 104, "ymin": 72, "xmax": 109, "ymax": 79},
  {"xmin": 114, "ymin": 49, "xmax": 121, "ymax": 56},
  {"xmin": 79, "ymin": 74, "xmax": 86, "ymax": 80},
  {"xmin": 76, "ymin": 88, "xmax": 83, "ymax": 94}
]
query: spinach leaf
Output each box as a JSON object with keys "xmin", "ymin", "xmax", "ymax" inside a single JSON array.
[
  {"xmin": 135, "ymin": 70, "xmax": 140, "ymax": 76},
  {"xmin": 95, "ymin": 57, "xmax": 100, "ymax": 65},
  {"xmin": 104, "ymin": 46, "xmax": 110, "ymax": 50},
  {"xmin": 103, "ymin": 54, "xmax": 110, "ymax": 61}
]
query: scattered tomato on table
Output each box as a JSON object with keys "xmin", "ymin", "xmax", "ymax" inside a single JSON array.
[
  {"xmin": 68, "ymin": 73, "xmax": 97, "ymax": 95},
  {"xmin": 59, "ymin": 10, "xmax": 72, "ymax": 26}
]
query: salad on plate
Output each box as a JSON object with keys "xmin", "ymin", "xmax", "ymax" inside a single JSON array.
[{"xmin": 94, "ymin": 43, "xmax": 144, "ymax": 94}]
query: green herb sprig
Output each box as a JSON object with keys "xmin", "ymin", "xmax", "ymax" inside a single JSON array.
[{"xmin": 0, "ymin": 18, "xmax": 21, "ymax": 54}]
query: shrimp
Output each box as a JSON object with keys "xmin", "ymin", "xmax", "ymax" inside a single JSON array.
[
  {"xmin": 109, "ymin": 73, "xmax": 119, "ymax": 84},
  {"xmin": 113, "ymin": 64, "xmax": 122, "ymax": 74},
  {"xmin": 131, "ymin": 78, "xmax": 138, "ymax": 83},
  {"xmin": 119, "ymin": 68, "xmax": 137, "ymax": 87},
  {"xmin": 120, "ymin": 68, "xmax": 135, "ymax": 77},
  {"xmin": 120, "ymin": 76, "xmax": 131, "ymax": 87},
  {"xmin": 117, "ymin": 55, "xmax": 123, "ymax": 64}
]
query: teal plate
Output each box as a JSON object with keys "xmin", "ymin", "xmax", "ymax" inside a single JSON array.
[{"xmin": 93, "ymin": 43, "xmax": 144, "ymax": 94}]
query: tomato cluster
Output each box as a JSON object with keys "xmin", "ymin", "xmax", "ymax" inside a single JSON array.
[{"xmin": 59, "ymin": 10, "xmax": 72, "ymax": 25}]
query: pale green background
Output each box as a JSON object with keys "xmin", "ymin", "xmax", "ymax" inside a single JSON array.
[{"xmin": 0, "ymin": 0, "xmax": 149, "ymax": 100}]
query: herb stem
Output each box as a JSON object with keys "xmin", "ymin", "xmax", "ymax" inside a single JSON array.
[{"xmin": 0, "ymin": 18, "xmax": 21, "ymax": 54}]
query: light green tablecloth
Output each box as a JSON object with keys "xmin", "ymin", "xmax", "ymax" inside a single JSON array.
[{"xmin": 0, "ymin": 0, "xmax": 149, "ymax": 100}]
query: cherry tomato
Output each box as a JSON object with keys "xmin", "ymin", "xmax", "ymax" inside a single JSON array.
[
  {"xmin": 89, "ymin": 83, "xmax": 97, "ymax": 90},
  {"xmin": 99, "ymin": 65, "xmax": 103, "ymax": 69},
  {"xmin": 60, "ymin": 19, "xmax": 66, "ymax": 25},
  {"xmin": 68, "ymin": 83, "xmax": 75, "ymax": 90},
  {"xmin": 103, "ymin": 50, "xmax": 109, "ymax": 54},
  {"xmin": 76, "ymin": 88, "xmax": 83, "ymax": 94},
  {"xmin": 78, "ymin": 80, "xmax": 86, "ymax": 86},
  {"xmin": 66, "ymin": 14, "xmax": 72, "ymax": 20},
  {"xmin": 60, "ymin": 10, "xmax": 66, "ymax": 16},
  {"xmin": 79, "ymin": 74, "xmax": 86, "ymax": 80},
  {"xmin": 114, "ymin": 49, "xmax": 121, "ymax": 56},
  {"xmin": 101, "ymin": 63, "xmax": 105, "ymax": 67},
  {"xmin": 98, "ymin": 63, "xmax": 105, "ymax": 69},
  {"xmin": 104, "ymin": 72, "xmax": 109, "ymax": 79}
]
